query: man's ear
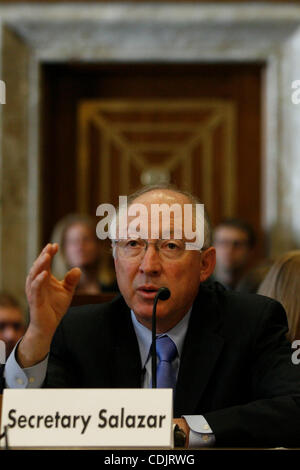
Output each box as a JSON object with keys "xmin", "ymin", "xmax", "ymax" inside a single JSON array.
[{"xmin": 199, "ymin": 247, "xmax": 216, "ymax": 283}]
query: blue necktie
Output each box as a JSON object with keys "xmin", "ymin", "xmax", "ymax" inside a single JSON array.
[{"xmin": 156, "ymin": 335, "xmax": 177, "ymax": 390}]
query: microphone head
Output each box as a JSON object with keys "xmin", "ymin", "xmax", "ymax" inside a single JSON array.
[{"xmin": 156, "ymin": 287, "xmax": 171, "ymax": 301}]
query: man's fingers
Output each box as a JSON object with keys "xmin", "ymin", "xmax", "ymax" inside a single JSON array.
[
  {"xmin": 41, "ymin": 242, "xmax": 58, "ymax": 254},
  {"xmin": 63, "ymin": 268, "xmax": 81, "ymax": 293},
  {"xmin": 49, "ymin": 243, "xmax": 59, "ymax": 256},
  {"xmin": 40, "ymin": 243, "xmax": 51, "ymax": 256},
  {"xmin": 39, "ymin": 243, "xmax": 55, "ymax": 259},
  {"xmin": 29, "ymin": 270, "xmax": 49, "ymax": 304},
  {"xmin": 26, "ymin": 254, "xmax": 49, "ymax": 293},
  {"xmin": 41, "ymin": 243, "xmax": 59, "ymax": 261},
  {"xmin": 28, "ymin": 253, "xmax": 51, "ymax": 285},
  {"xmin": 27, "ymin": 243, "xmax": 59, "ymax": 289}
]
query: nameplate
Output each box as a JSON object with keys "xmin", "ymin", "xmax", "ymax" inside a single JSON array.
[{"xmin": 0, "ymin": 389, "xmax": 173, "ymax": 448}]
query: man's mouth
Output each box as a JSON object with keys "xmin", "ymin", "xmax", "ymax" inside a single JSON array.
[{"xmin": 137, "ymin": 285, "xmax": 161, "ymax": 299}]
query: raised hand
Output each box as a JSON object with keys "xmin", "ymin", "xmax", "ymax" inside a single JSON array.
[{"xmin": 18, "ymin": 243, "xmax": 81, "ymax": 368}]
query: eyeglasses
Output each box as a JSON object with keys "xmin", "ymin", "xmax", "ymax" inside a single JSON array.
[{"xmin": 113, "ymin": 238, "xmax": 200, "ymax": 260}]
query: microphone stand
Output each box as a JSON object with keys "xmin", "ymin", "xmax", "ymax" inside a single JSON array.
[
  {"xmin": 151, "ymin": 295, "xmax": 159, "ymax": 389},
  {"xmin": 151, "ymin": 287, "xmax": 170, "ymax": 389},
  {"xmin": 0, "ymin": 363, "xmax": 5, "ymax": 394}
]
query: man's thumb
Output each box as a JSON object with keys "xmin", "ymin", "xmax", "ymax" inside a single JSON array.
[{"xmin": 63, "ymin": 267, "xmax": 81, "ymax": 292}]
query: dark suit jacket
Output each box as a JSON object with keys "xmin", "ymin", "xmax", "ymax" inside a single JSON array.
[{"xmin": 45, "ymin": 282, "xmax": 300, "ymax": 447}]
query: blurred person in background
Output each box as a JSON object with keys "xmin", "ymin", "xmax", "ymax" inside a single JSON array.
[
  {"xmin": 51, "ymin": 214, "xmax": 118, "ymax": 295},
  {"xmin": 258, "ymin": 250, "xmax": 300, "ymax": 342},
  {"xmin": 235, "ymin": 259, "xmax": 273, "ymax": 294},
  {"xmin": 0, "ymin": 292, "xmax": 25, "ymax": 359},
  {"xmin": 213, "ymin": 218, "xmax": 256, "ymax": 290}
]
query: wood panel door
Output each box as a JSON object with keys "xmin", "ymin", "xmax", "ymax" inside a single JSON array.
[{"xmin": 41, "ymin": 62, "xmax": 263, "ymax": 261}]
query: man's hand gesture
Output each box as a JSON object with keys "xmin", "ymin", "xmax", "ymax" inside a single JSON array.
[{"xmin": 18, "ymin": 243, "xmax": 81, "ymax": 368}]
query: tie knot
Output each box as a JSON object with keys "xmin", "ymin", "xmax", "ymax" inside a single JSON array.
[{"xmin": 156, "ymin": 335, "xmax": 177, "ymax": 362}]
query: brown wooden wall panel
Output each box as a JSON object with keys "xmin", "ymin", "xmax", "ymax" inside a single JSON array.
[{"xmin": 41, "ymin": 62, "xmax": 263, "ymax": 263}]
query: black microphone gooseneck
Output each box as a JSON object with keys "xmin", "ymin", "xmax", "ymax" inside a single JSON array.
[
  {"xmin": 0, "ymin": 363, "xmax": 5, "ymax": 394},
  {"xmin": 152, "ymin": 287, "xmax": 171, "ymax": 388}
]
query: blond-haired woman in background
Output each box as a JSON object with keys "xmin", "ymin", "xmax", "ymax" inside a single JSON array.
[
  {"xmin": 258, "ymin": 250, "xmax": 300, "ymax": 342},
  {"xmin": 51, "ymin": 214, "xmax": 118, "ymax": 295}
]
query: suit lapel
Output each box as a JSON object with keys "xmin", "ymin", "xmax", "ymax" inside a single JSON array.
[
  {"xmin": 110, "ymin": 298, "xmax": 142, "ymax": 388},
  {"xmin": 174, "ymin": 287, "xmax": 225, "ymax": 416}
]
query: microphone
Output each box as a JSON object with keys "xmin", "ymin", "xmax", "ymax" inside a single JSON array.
[{"xmin": 152, "ymin": 287, "xmax": 171, "ymax": 388}]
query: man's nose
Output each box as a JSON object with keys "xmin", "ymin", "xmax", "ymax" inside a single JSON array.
[{"xmin": 138, "ymin": 244, "xmax": 162, "ymax": 275}]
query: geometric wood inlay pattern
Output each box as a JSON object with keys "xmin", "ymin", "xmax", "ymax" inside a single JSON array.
[{"xmin": 77, "ymin": 100, "xmax": 236, "ymax": 219}]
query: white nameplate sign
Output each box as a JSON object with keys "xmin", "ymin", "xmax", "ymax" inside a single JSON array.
[{"xmin": 0, "ymin": 389, "xmax": 173, "ymax": 448}]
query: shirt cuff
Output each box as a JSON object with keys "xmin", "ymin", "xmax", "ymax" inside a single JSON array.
[
  {"xmin": 182, "ymin": 415, "xmax": 216, "ymax": 448},
  {"xmin": 4, "ymin": 339, "xmax": 48, "ymax": 389}
]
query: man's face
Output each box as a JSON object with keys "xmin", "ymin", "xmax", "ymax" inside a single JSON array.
[
  {"xmin": 213, "ymin": 226, "xmax": 251, "ymax": 273},
  {"xmin": 64, "ymin": 223, "xmax": 100, "ymax": 269},
  {"xmin": 114, "ymin": 190, "xmax": 215, "ymax": 332},
  {"xmin": 0, "ymin": 306, "xmax": 25, "ymax": 358}
]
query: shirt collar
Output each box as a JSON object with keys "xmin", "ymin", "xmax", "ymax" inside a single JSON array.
[{"xmin": 131, "ymin": 307, "xmax": 192, "ymax": 369}]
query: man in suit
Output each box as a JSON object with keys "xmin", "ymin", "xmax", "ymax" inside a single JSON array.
[{"xmin": 5, "ymin": 186, "xmax": 300, "ymax": 447}]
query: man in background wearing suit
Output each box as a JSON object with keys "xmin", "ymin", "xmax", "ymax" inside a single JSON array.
[
  {"xmin": 4, "ymin": 185, "xmax": 300, "ymax": 448},
  {"xmin": 213, "ymin": 218, "xmax": 256, "ymax": 290}
]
